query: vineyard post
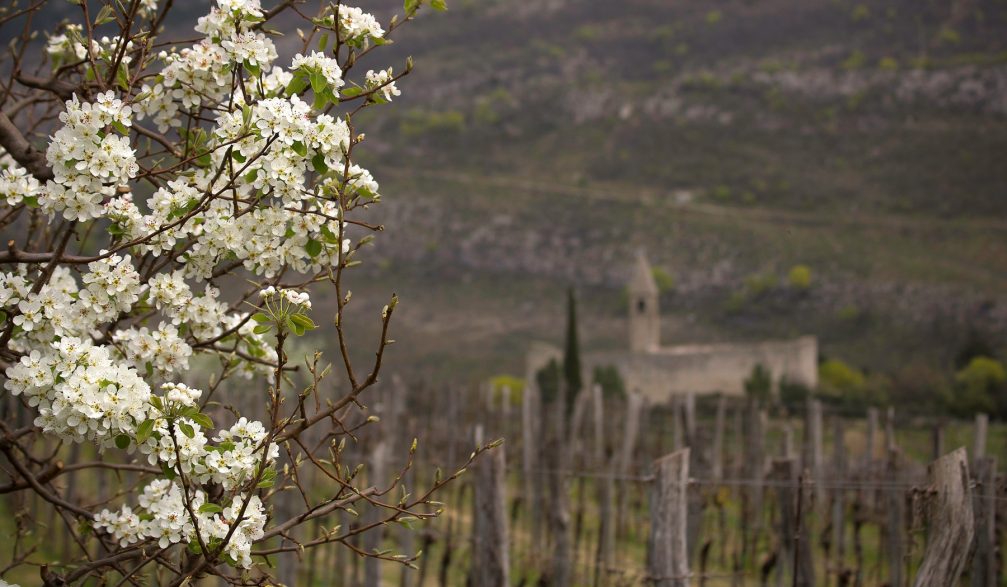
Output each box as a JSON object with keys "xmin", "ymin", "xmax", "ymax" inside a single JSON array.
[
  {"xmin": 649, "ymin": 448, "xmax": 691, "ymax": 587},
  {"xmin": 973, "ymin": 413, "xmax": 988, "ymax": 461},
  {"xmin": 970, "ymin": 457, "xmax": 997, "ymax": 587},
  {"xmin": 712, "ymin": 395, "xmax": 726, "ymax": 483},
  {"xmin": 912, "ymin": 447, "xmax": 975, "ymax": 586},
  {"xmin": 471, "ymin": 443, "xmax": 509, "ymax": 587},
  {"xmin": 831, "ymin": 417, "xmax": 847, "ymax": 584}
]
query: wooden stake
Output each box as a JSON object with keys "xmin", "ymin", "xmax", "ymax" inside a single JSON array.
[
  {"xmin": 471, "ymin": 444, "xmax": 509, "ymax": 587},
  {"xmin": 974, "ymin": 413, "xmax": 988, "ymax": 461},
  {"xmin": 911, "ymin": 447, "xmax": 974, "ymax": 586},
  {"xmin": 649, "ymin": 448, "xmax": 691, "ymax": 587},
  {"xmin": 971, "ymin": 457, "xmax": 996, "ymax": 587}
]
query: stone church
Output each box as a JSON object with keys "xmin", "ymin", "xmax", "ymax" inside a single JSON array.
[{"xmin": 526, "ymin": 252, "xmax": 818, "ymax": 402}]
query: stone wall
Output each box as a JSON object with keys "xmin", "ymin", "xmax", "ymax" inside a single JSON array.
[{"xmin": 525, "ymin": 336, "xmax": 818, "ymax": 404}]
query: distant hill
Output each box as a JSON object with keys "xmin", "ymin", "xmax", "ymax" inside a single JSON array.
[{"xmin": 335, "ymin": 0, "xmax": 1007, "ymax": 383}]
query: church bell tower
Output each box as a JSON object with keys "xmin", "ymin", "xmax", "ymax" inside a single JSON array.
[{"xmin": 628, "ymin": 250, "xmax": 660, "ymax": 352}]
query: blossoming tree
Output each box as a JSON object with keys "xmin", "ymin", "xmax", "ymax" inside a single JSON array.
[{"xmin": 0, "ymin": 0, "xmax": 478, "ymax": 584}]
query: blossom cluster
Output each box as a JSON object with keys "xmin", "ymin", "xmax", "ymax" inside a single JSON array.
[
  {"xmin": 366, "ymin": 68, "xmax": 402, "ymax": 102},
  {"xmin": 1, "ymin": 253, "xmax": 141, "ymax": 346},
  {"xmin": 42, "ymin": 93, "xmax": 138, "ymax": 220},
  {"xmin": 94, "ymin": 480, "xmax": 267, "ymax": 568},
  {"xmin": 4, "ymin": 338, "xmax": 151, "ymax": 444},
  {"xmin": 0, "ymin": 161, "xmax": 42, "ymax": 206},
  {"xmin": 336, "ymin": 5, "xmax": 386, "ymax": 43},
  {"xmin": 291, "ymin": 51, "xmax": 345, "ymax": 89},
  {"xmin": 259, "ymin": 286, "xmax": 312, "ymax": 310}
]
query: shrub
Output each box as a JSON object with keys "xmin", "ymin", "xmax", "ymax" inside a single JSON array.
[
  {"xmin": 490, "ymin": 374, "xmax": 525, "ymax": 406},
  {"xmin": 938, "ymin": 27, "xmax": 961, "ymax": 45},
  {"xmin": 779, "ymin": 378, "xmax": 811, "ymax": 408},
  {"xmin": 842, "ymin": 50, "xmax": 867, "ymax": 71},
  {"xmin": 787, "ymin": 264, "xmax": 812, "ymax": 290},
  {"xmin": 744, "ymin": 272, "xmax": 777, "ymax": 297},
  {"xmin": 948, "ymin": 356, "xmax": 1007, "ymax": 417},
  {"xmin": 593, "ymin": 365, "xmax": 627, "ymax": 399},
  {"xmin": 400, "ymin": 108, "xmax": 466, "ymax": 137},
  {"xmin": 744, "ymin": 364, "xmax": 773, "ymax": 403},
  {"xmin": 819, "ymin": 359, "xmax": 866, "ymax": 393},
  {"xmin": 878, "ymin": 56, "xmax": 899, "ymax": 71},
  {"xmin": 817, "ymin": 359, "xmax": 889, "ymax": 411},
  {"xmin": 652, "ymin": 267, "xmax": 676, "ymax": 293}
]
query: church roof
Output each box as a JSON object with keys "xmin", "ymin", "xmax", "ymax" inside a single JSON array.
[{"xmin": 629, "ymin": 250, "xmax": 658, "ymax": 295}]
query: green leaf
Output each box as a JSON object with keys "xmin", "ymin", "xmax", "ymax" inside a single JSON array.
[
  {"xmin": 309, "ymin": 71, "xmax": 326, "ymax": 95},
  {"xmin": 115, "ymin": 434, "xmax": 131, "ymax": 449},
  {"xmin": 311, "ymin": 152, "xmax": 328, "ymax": 174},
  {"xmin": 320, "ymin": 224, "xmax": 338, "ymax": 243},
  {"xmin": 251, "ymin": 312, "xmax": 270, "ymax": 323},
  {"xmin": 286, "ymin": 316, "xmax": 305, "ymax": 336},
  {"xmin": 244, "ymin": 60, "xmax": 261, "ymax": 77},
  {"xmin": 291, "ymin": 141, "xmax": 308, "ymax": 157},
  {"xmin": 431, "ymin": 0, "xmax": 447, "ymax": 11},
  {"xmin": 253, "ymin": 324, "xmax": 271, "ymax": 334},
  {"xmin": 404, "ymin": 0, "xmax": 420, "ymax": 13},
  {"xmin": 112, "ymin": 120, "xmax": 129, "ymax": 135},
  {"xmin": 305, "ymin": 239, "xmax": 322, "ymax": 257},
  {"xmin": 290, "ymin": 313, "xmax": 317, "ymax": 331},
  {"xmin": 285, "ymin": 75, "xmax": 309, "ymax": 96},
  {"xmin": 341, "ymin": 86, "xmax": 363, "ymax": 98},
  {"xmin": 257, "ymin": 467, "xmax": 277, "ymax": 488},
  {"xmin": 313, "ymin": 91, "xmax": 328, "ymax": 111},
  {"xmin": 116, "ymin": 64, "xmax": 130, "ymax": 91},
  {"xmin": 317, "ymin": 32, "xmax": 330, "ymax": 52},
  {"xmin": 179, "ymin": 422, "xmax": 195, "ymax": 438},
  {"xmin": 136, "ymin": 419, "xmax": 155, "ymax": 444},
  {"xmin": 161, "ymin": 462, "xmax": 177, "ymax": 480},
  {"xmin": 190, "ymin": 412, "xmax": 214, "ymax": 430},
  {"xmin": 198, "ymin": 503, "xmax": 223, "ymax": 514},
  {"xmin": 95, "ymin": 4, "xmax": 116, "ymax": 25}
]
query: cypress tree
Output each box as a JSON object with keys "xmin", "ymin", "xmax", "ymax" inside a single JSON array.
[{"xmin": 562, "ymin": 287, "xmax": 583, "ymax": 404}]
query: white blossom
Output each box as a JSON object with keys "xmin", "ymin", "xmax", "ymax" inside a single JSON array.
[
  {"xmin": 366, "ymin": 68, "xmax": 401, "ymax": 101},
  {"xmin": 291, "ymin": 51, "xmax": 345, "ymax": 89},
  {"xmin": 336, "ymin": 6, "xmax": 385, "ymax": 42}
]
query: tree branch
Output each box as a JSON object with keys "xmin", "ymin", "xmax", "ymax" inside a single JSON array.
[{"xmin": 0, "ymin": 110, "xmax": 53, "ymax": 181}]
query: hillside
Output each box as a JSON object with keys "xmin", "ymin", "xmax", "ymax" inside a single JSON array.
[{"xmin": 324, "ymin": 0, "xmax": 1007, "ymax": 384}]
